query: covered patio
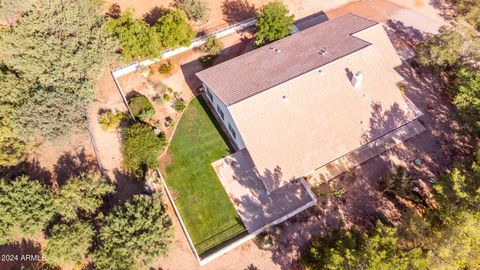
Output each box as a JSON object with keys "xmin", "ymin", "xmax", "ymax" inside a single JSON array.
[{"xmin": 212, "ymin": 149, "xmax": 316, "ymax": 233}]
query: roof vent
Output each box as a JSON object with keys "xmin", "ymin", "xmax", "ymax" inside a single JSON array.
[
  {"xmin": 318, "ymin": 69, "xmax": 325, "ymax": 76},
  {"xmin": 351, "ymin": 71, "xmax": 363, "ymax": 89},
  {"xmin": 319, "ymin": 48, "xmax": 328, "ymax": 56},
  {"xmin": 282, "ymin": 95, "xmax": 288, "ymax": 102},
  {"xmin": 270, "ymin": 47, "xmax": 281, "ymax": 53}
]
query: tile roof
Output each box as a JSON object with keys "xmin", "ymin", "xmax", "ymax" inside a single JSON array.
[{"xmin": 196, "ymin": 13, "xmax": 378, "ymax": 106}]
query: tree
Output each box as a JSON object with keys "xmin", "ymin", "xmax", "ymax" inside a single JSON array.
[
  {"xmin": 302, "ymin": 221, "xmax": 428, "ymax": 270},
  {"xmin": 94, "ymin": 195, "xmax": 173, "ymax": 270},
  {"xmin": 0, "ymin": 0, "xmax": 117, "ymax": 141},
  {"xmin": 106, "ymin": 9, "xmax": 162, "ymax": 62},
  {"xmin": 452, "ymin": 68, "xmax": 480, "ymax": 129},
  {"xmin": 56, "ymin": 172, "xmax": 115, "ymax": 221},
  {"xmin": 44, "ymin": 221, "xmax": 94, "ymax": 268},
  {"xmin": 175, "ymin": 0, "xmax": 210, "ymax": 23},
  {"xmin": 155, "ymin": 9, "xmax": 196, "ymax": 49},
  {"xmin": 0, "ymin": 176, "xmax": 55, "ymax": 244},
  {"xmin": 416, "ymin": 26, "xmax": 464, "ymax": 70},
  {"xmin": 254, "ymin": 1, "xmax": 294, "ymax": 46},
  {"xmin": 122, "ymin": 122, "xmax": 166, "ymax": 178},
  {"xmin": 451, "ymin": 0, "xmax": 480, "ymax": 29},
  {"xmin": 128, "ymin": 95, "xmax": 155, "ymax": 120}
]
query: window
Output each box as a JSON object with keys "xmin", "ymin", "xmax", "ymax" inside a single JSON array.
[
  {"xmin": 206, "ymin": 88, "xmax": 213, "ymax": 101},
  {"xmin": 216, "ymin": 104, "xmax": 224, "ymax": 120},
  {"xmin": 228, "ymin": 123, "xmax": 236, "ymax": 139}
]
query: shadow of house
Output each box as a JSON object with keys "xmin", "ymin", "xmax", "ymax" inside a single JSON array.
[{"xmin": 221, "ymin": 0, "xmax": 256, "ymax": 25}]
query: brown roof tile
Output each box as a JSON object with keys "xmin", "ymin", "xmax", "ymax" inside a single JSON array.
[{"xmin": 196, "ymin": 13, "xmax": 378, "ymax": 105}]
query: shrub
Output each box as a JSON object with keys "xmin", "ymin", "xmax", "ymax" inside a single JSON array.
[
  {"xmin": 199, "ymin": 54, "xmax": 217, "ymax": 67},
  {"xmin": 255, "ymin": 1, "xmax": 294, "ymax": 46},
  {"xmin": 44, "ymin": 221, "xmax": 94, "ymax": 268},
  {"xmin": 128, "ymin": 95, "xmax": 155, "ymax": 120},
  {"xmin": 122, "ymin": 122, "xmax": 166, "ymax": 178},
  {"xmin": 176, "ymin": 0, "xmax": 210, "ymax": 23},
  {"xmin": 173, "ymin": 98, "xmax": 186, "ymax": 112},
  {"xmin": 137, "ymin": 65, "xmax": 152, "ymax": 77},
  {"xmin": 98, "ymin": 111, "xmax": 124, "ymax": 131},
  {"xmin": 94, "ymin": 195, "xmax": 173, "ymax": 270},
  {"xmin": 200, "ymin": 36, "xmax": 224, "ymax": 55},
  {"xmin": 164, "ymin": 94, "xmax": 171, "ymax": 102},
  {"xmin": 165, "ymin": 117, "xmax": 175, "ymax": 128},
  {"xmin": 159, "ymin": 60, "xmax": 174, "ymax": 74}
]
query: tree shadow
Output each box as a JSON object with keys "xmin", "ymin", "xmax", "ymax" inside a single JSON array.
[
  {"xmin": 106, "ymin": 3, "xmax": 122, "ymax": 19},
  {"xmin": 143, "ymin": 6, "xmax": 168, "ymax": 26},
  {"xmin": 221, "ymin": 0, "xmax": 256, "ymax": 25},
  {"xmin": 53, "ymin": 149, "xmax": 98, "ymax": 186},
  {"xmin": 0, "ymin": 159, "xmax": 53, "ymax": 187},
  {"xmin": 110, "ymin": 168, "xmax": 145, "ymax": 204},
  {"xmin": 429, "ymin": 0, "xmax": 456, "ymax": 21},
  {"xmin": 386, "ymin": 19, "xmax": 432, "ymax": 47},
  {"xmin": 0, "ymin": 239, "xmax": 56, "ymax": 270}
]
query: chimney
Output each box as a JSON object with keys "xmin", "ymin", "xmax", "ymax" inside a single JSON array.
[{"xmin": 351, "ymin": 71, "xmax": 363, "ymax": 89}]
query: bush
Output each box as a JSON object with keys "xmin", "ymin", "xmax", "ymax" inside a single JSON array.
[
  {"xmin": 137, "ymin": 65, "xmax": 152, "ymax": 77},
  {"xmin": 98, "ymin": 111, "xmax": 124, "ymax": 131},
  {"xmin": 159, "ymin": 60, "xmax": 174, "ymax": 74},
  {"xmin": 122, "ymin": 122, "xmax": 166, "ymax": 178},
  {"xmin": 255, "ymin": 1, "xmax": 294, "ymax": 46},
  {"xmin": 165, "ymin": 117, "xmax": 175, "ymax": 128},
  {"xmin": 94, "ymin": 195, "xmax": 173, "ymax": 270},
  {"xmin": 173, "ymin": 98, "xmax": 186, "ymax": 112},
  {"xmin": 164, "ymin": 94, "xmax": 171, "ymax": 102},
  {"xmin": 199, "ymin": 54, "xmax": 217, "ymax": 67},
  {"xmin": 128, "ymin": 95, "xmax": 155, "ymax": 120},
  {"xmin": 176, "ymin": 0, "xmax": 210, "ymax": 23},
  {"xmin": 200, "ymin": 36, "xmax": 224, "ymax": 55}
]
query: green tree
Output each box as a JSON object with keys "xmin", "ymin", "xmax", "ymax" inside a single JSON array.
[
  {"xmin": 94, "ymin": 195, "xmax": 173, "ymax": 270},
  {"xmin": 122, "ymin": 122, "xmax": 166, "ymax": 178},
  {"xmin": 128, "ymin": 95, "xmax": 155, "ymax": 120},
  {"xmin": 107, "ymin": 9, "xmax": 162, "ymax": 62},
  {"xmin": 155, "ymin": 9, "xmax": 196, "ymax": 49},
  {"xmin": 56, "ymin": 172, "xmax": 115, "ymax": 221},
  {"xmin": 0, "ymin": 0, "xmax": 117, "ymax": 141},
  {"xmin": 452, "ymin": 68, "xmax": 480, "ymax": 129},
  {"xmin": 428, "ymin": 211, "xmax": 480, "ymax": 269},
  {"xmin": 451, "ymin": 0, "xmax": 480, "ymax": 29},
  {"xmin": 176, "ymin": 0, "xmax": 210, "ymax": 23},
  {"xmin": 416, "ymin": 26, "xmax": 464, "ymax": 69},
  {"xmin": 0, "ymin": 176, "xmax": 55, "ymax": 244},
  {"xmin": 302, "ymin": 221, "xmax": 428, "ymax": 270},
  {"xmin": 254, "ymin": 1, "xmax": 294, "ymax": 46},
  {"xmin": 44, "ymin": 221, "xmax": 94, "ymax": 268}
]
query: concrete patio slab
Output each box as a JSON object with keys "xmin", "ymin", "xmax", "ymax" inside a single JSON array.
[{"xmin": 212, "ymin": 150, "xmax": 316, "ymax": 233}]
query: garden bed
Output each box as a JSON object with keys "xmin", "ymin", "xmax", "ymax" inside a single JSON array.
[{"xmin": 162, "ymin": 97, "xmax": 246, "ymax": 255}]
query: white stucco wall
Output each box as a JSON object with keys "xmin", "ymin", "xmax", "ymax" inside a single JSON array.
[{"xmin": 202, "ymin": 82, "xmax": 246, "ymax": 150}]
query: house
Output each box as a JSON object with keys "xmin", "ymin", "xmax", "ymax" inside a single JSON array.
[{"xmin": 196, "ymin": 13, "xmax": 424, "ymax": 194}]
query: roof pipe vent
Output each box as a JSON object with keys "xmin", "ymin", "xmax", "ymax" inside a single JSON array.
[
  {"xmin": 319, "ymin": 49, "xmax": 328, "ymax": 56},
  {"xmin": 270, "ymin": 47, "xmax": 281, "ymax": 53},
  {"xmin": 351, "ymin": 71, "xmax": 363, "ymax": 89}
]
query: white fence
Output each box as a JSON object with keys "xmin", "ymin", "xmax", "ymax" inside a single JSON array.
[{"xmin": 111, "ymin": 17, "xmax": 257, "ymax": 78}]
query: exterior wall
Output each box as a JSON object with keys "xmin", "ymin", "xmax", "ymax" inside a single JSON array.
[{"xmin": 202, "ymin": 82, "xmax": 246, "ymax": 150}]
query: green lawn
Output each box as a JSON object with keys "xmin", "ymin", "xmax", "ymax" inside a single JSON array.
[{"xmin": 164, "ymin": 97, "xmax": 246, "ymax": 255}]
